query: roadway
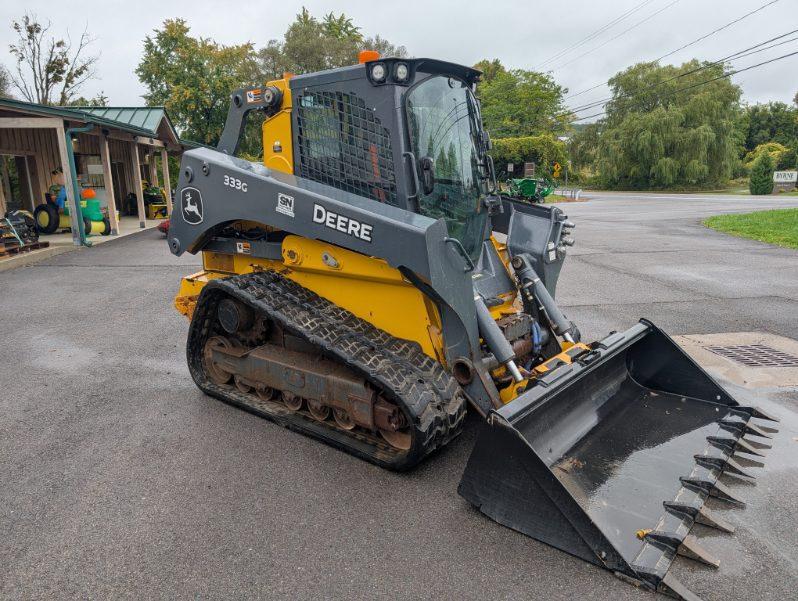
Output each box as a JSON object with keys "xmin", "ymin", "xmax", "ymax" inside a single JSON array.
[{"xmin": 1, "ymin": 191, "xmax": 797, "ymax": 600}]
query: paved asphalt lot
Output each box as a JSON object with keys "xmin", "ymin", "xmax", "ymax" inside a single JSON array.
[{"xmin": 2, "ymin": 192, "xmax": 797, "ymax": 600}]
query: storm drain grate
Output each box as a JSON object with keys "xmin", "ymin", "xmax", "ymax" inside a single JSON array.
[{"xmin": 706, "ymin": 344, "xmax": 798, "ymax": 368}]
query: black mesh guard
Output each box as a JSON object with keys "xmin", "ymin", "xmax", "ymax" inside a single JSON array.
[{"xmin": 296, "ymin": 90, "xmax": 397, "ymax": 206}]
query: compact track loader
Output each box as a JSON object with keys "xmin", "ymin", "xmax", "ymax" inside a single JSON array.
[{"xmin": 169, "ymin": 54, "xmax": 777, "ymax": 599}]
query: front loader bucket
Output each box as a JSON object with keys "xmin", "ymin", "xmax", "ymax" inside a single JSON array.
[{"xmin": 459, "ymin": 320, "xmax": 777, "ymax": 599}]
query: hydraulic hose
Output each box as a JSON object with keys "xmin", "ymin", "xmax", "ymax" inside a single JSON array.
[
  {"xmin": 475, "ymin": 296, "xmax": 524, "ymax": 382},
  {"xmin": 511, "ymin": 253, "xmax": 579, "ymax": 343}
]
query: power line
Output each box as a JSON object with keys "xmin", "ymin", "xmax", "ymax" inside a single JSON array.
[
  {"xmin": 566, "ymin": 29, "xmax": 798, "ymax": 115},
  {"xmin": 652, "ymin": 0, "xmax": 781, "ymax": 63},
  {"xmin": 566, "ymin": 0, "xmax": 782, "ymax": 100},
  {"xmin": 550, "ymin": 0, "xmax": 683, "ymax": 73},
  {"xmin": 571, "ymin": 48, "xmax": 798, "ymax": 123},
  {"xmin": 533, "ymin": 0, "xmax": 657, "ymax": 71}
]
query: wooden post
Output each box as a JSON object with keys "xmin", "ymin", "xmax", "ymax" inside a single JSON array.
[
  {"xmin": 99, "ymin": 134, "xmax": 120, "ymax": 235},
  {"xmin": 55, "ymin": 123, "xmax": 81, "ymax": 245},
  {"xmin": 0, "ymin": 157, "xmax": 12, "ymax": 209},
  {"xmin": 148, "ymin": 148, "xmax": 159, "ymax": 188},
  {"xmin": 0, "ymin": 163, "xmax": 6, "ymax": 215},
  {"xmin": 21, "ymin": 157, "xmax": 36, "ymax": 211},
  {"xmin": 130, "ymin": 142, "xmax": 146, "ymax": 228},
  {"xmin": 160, "ymin": 149, "xmax": 172, "ymax": 215}
]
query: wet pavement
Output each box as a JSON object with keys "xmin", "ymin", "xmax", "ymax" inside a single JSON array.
[{"xmin": 1, "ymin": 191, "xmax": 796, "ymax": 599}]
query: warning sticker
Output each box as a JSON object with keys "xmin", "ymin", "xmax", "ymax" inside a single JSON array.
[
  {"xmin": 236, "ymin": 241, "xmax": 252, "ymax": 255},
  {"xmin": 246, "ymin": 89, "xmax": 262, "ymax": 104}
]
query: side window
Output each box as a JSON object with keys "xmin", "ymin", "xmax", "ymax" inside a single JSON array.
[{"xmin": 296, "ymin": 90, "xmax": 397, "ymax": 205}]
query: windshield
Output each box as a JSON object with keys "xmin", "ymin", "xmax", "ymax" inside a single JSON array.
[{"xmin": 406, "ymin": 76, "xmax": 488, "ymax": 261}]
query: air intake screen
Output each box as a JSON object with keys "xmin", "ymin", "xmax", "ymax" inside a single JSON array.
[{"xmin": 296, "ymin": 90, "xmax": 397, "ymax": 206}]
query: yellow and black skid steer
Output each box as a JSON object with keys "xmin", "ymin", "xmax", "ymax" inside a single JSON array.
[{"xmin": 168, "ymin": 52, "xmax": 777, "ymax": 599}]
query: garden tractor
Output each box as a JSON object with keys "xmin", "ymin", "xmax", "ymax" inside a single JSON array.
[
  {"xmin": 168, "ymin": 54, "xmax": 777, "ymax": 600},
  {"xmin": 504, "ymin": 175, "xmax": 554, "ymax": 203}
]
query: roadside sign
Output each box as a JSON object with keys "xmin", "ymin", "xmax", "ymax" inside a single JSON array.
[
  {"xmin": 553, "ymin": 162, "xmax": 562, "ymax": 178},
  {"xmin": 773, "ymin": 170, "xmax": 797, "ymax": 183}
]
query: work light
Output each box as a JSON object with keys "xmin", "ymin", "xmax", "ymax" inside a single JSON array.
[
  {"xmin": 394, "ymin": 63, "xmax": 409, "ymax": 82},
  {"xmin": 370, "ymin": 63, "xmax": 387, "ymax": 83}
]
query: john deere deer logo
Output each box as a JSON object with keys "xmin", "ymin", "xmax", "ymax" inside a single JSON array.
[{"xmin": 181, "ymin": 187, "xmax": 203, "ymax": 225}]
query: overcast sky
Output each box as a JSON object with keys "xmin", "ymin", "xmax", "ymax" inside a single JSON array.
[{"xmin": 2, "ymin": 0, "xmax": 796, "ymax": 118}]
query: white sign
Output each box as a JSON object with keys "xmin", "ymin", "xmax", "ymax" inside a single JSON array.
[{"xmin": 773, "ymin": 170, "xmax": 797, "ymax": 183}]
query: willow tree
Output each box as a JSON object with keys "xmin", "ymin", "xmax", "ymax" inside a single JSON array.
[{"xmin": 595, "ymin": 61, "xmax": 742, "ymax": 189}]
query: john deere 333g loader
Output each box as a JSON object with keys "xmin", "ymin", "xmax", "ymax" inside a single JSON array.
[{"xmin": 169, "ymin": 54, "xmax": 777, "ymax": 599}]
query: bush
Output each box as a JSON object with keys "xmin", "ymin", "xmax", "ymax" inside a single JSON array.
[
  {"xmin": 490, "ymin": 134, "xmax": 567, "ymax": 178},
  {"xmin": 749, "ymin": 151, "xmax": 775, "ymax": 195},
  {"xmin": 743, "ymin": 142, "xmax": 788, "ymax": 171}
]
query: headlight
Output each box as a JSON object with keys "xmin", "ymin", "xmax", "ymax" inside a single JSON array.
[
  {"xmin": 370, "ymin": 63, "xmax": 387, "ymax": 83},
  {"xmin": 394, "ymin": 63, "xmax": 409, "ymax": 82}
]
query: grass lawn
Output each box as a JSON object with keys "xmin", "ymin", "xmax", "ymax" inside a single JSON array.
[{"xmin": 704, "ymin": 208, "xmax": 798, "ymax": 249}]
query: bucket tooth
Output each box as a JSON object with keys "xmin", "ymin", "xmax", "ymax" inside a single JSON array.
[
  {"xmin": 736, "ymin": 405, "xmax": 780, "ymax": 423},
  {"xmin": 757, "ymin": 424, "xmax": 779, "ymax": 435},
  {"xmin": 707, "ymin": 435, "xmax": 765, "ymax": 457},
  {"xmin": 643, "ymin": 532, "xmax": 720, "ymax": 568},
  {"xmin": 743, "ymin": 421, "xmax": 773, "ymax": 439},
  {"xmin": 694, "ymin": 454, "xmax": 754, "ymax": 479},
  {"xmin": 659, "ymin": 572, "xmax": 703, "ymax": 601},
  {"xmin": 707, "ymin": 435, "xmax": 735, "ymax": 454},
  {"xmin": 663, "ymin": 501, "xmax": 735, "ymax": 533},
  {"xmin": 734, "ymin": 437, "xmax": 767, "ymax": 457},
  {"xmin": 743, "ymin": 436, "xmax": 772, "ymax": 450},
  {"xmin": 681, "ymin": 477, "xmax": 746, "ymax": 507},
  {"xmin": 677, "ymin": 535, "xmax": 720, "ymax": 568},
  {"xmin": 724, "ymin": 457, "xmax": 756, "ymax": 479},
  {"xmin": 695, "ymin": 504, "xmax": 735, "ymax": 533},
  {"xmin": 734, "ymin": 455, "xmax": 765, "ymax": 469},
  {"xmin": 721, "ymin": 418, "xmax": 772, "ymax": 439}
]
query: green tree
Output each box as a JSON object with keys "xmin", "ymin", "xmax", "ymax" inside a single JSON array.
[
  {"xmin": 473, "ymin": 59, "xmax": 506, "ymax": 84},
  {"xmin": 255, "ymin": 8, "xmax": 406, "ymax": 81},
  {"xmin": 489, "ymin": 134, "xmax": 568, "ymax": 177},
  {"xmin": 594, "ymin": 60, "xmax": 742, "ymax": 189},
  {"xmin": 568, "ymin": 123, "xmax": 601, "ymax": 181},
  {"xmin": 66, "ymin": 91, "xmax": 109, "ymax": 107},
  {"xmin": 741, "ymin": 101, "xmax": 798, "ymax": 151},
  {"xmin": 8, "ymin": 13, "xmax": 99, "ymax": 105},
  {"xmin": 749, "ymin": 150, "xmax": 774, "ymax": 195},
  {"xmin": 777, "ymin": 147, "xmax": 796, "ymax": 170},
  {"xmin": 0, "ymin": 66, "xmax": 12, "ymax": 98},
  {"xmin": 136, "ymin": 19, "xmax": 256, "ymax": 145},
  {"xmin": 474, "ymin": 61, "xmax": 568, "ymax": 138}
]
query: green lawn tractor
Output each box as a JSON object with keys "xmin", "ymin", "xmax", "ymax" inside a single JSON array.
[
  {"xmin": 504, "ymin": 176, "xmax": 555, "ymax": 203},
  {"xmin": 35, "ymin": 189, "xmax": 111, "ymax": 236}
]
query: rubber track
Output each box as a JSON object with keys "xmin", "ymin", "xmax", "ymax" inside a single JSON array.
[{"xmin": 186, "ymin": 270, "xmax": 467, "ymax": 470}]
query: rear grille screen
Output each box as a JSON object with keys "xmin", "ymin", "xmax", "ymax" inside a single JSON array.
[{"xmin": 296, "ymin": 90, "xmax": 397, "ymax": 206}]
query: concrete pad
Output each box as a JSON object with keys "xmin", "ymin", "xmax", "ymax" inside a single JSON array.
[
  {"xmin": 0, "ymin": 244, "xmax": 74, "ymax": 273},
  {"xmin": 675, "ymin": 332, "xmax": 798, "ymax": 388}
]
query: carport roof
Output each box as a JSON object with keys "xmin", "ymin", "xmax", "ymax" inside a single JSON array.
[
  {"xmin": 75, "ymin": 106, "xmax": 169, "ymax": 136},
  {"xmin": 0, "ymin": 97, "xmax": 196, "ymax": 148}
]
